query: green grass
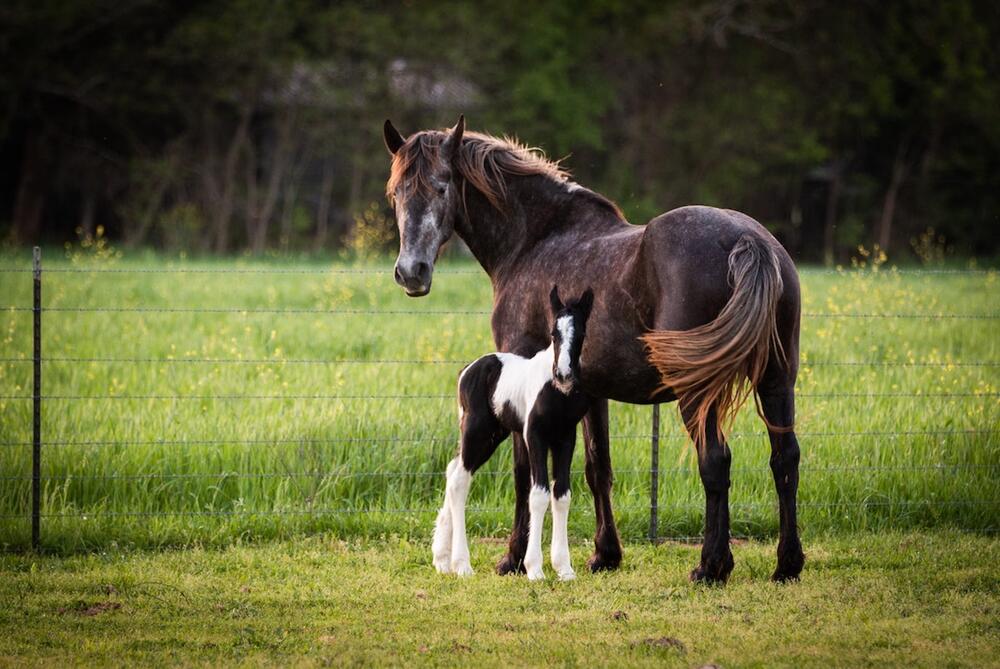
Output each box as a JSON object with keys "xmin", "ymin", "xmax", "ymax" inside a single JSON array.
[
  {"xmin": 0, "ymin": 248, "xmax": 998, "ymax": 552},
  {"xmin": 0, "ymin": 531, "xmax": 997, "ymax": 667}
]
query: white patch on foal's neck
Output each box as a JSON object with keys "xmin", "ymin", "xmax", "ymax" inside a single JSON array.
[{"xmin": 491, "ymin": 349, "xmax": 553, "ymax": 425}]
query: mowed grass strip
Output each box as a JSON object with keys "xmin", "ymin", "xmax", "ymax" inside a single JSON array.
[
  {"xmin": 0, "ymin": 252, "xmax": 998, "ymax": 551},
  {"xmin": 0, "ymin": 531, "xmax": 997, "ymax": 667}
]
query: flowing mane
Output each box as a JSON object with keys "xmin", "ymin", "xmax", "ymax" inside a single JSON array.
[{"xmin": 387, "ymin": 129, "xmax": 624, "ymax": 218}]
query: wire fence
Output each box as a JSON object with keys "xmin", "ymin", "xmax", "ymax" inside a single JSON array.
[{"xmin": 0, "ymin": 250, "xmax": 998, "ymax": 549}]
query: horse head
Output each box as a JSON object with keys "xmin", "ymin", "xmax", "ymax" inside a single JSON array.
[
  {"xmin": 383, "ymin": 115, "xmax": 465, "ymax": 297},
  {"xmin": 548, "ymin": 285, "xmax": 595, "ymax": 394}
]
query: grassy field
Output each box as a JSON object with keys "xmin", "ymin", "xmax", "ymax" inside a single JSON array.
[
  {"xmin": 0, "ymin": 247, "xmax": 998, "ymax": 552},
  {"xmin": 0, "ymin": 531, "xmax": 997, "ymax": 667}
]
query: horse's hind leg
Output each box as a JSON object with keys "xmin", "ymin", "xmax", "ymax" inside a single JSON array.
[
  {"xmin": 582, "ymin": 399, "xmax": 623, "ymax": 572},
  {"xmin": 758, "ymin": 387, "xmax": 805, "ymax": 581},
  {"xmin": 432, "ymin": 458, "xmax": 458, "ymax": 573},
  {"xmin": 685, "ymin": 404, "xmax": 735, "ymax": 583},
  {"xmin": 442, "ymin": 408, "xmax": 508, "ymax": 577}
]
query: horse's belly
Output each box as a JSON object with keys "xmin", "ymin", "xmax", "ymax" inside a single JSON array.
[{"xmin": 578, "ymin": 342, "xmax": 670, "ymax": 405}]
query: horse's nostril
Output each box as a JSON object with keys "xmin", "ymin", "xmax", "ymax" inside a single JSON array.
[
  {"xmin": 415, "ymin": 261, "xmax": 431, "ymax": 282},
  {"xmin": 393, "ymin": 265, "xmax": 405, "ymax": 286}
]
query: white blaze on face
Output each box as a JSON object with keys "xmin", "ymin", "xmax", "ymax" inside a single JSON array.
[{"xmin": 556, "ymin": 315, "xmax": 575, "ymax": 379}]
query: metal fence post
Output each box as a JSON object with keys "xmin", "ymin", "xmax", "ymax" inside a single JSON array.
[
  {"xmin": 649, "ymin": 403, "xmax": 660, "ymax": 542},
  {"xmin": 31, "ymin": 246, "xmax": 41, "ymax": 551}
]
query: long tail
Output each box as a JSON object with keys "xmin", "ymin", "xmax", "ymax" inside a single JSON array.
[{"xmin": 640, "ymin": 234, "xmax": 786, "ymax": 448}]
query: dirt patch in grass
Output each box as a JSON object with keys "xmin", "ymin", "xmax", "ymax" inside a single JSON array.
[
  {"xmin": 59, "ymin": 601, "xmax": 122, "ymax": 617},
  {"xmin": 634, "ymin": 636, "xmax": 686, "ymax": 652}
]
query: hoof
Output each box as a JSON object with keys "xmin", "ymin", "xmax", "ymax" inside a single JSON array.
[
  {"xmin": 689, "ymin": 565, "xmax": 728, "ymax": 585},
  {"xmin": 433, "ymin": 556, "xmax": 452, "ymax": 574},
  {"xmin": 771, "ymin": 569, "xmax": 800, "ymax": 583},
  {"xmin": 452, "ymin": 560, "xmax": 474, "ymax": 577},
  {"xmin": 495, "ymin": 553, "xmax": 526, "ymax": 576},
  {"xmin": 556, "ymin": 569, "xmax": 576, "ymax": 581},
  {"xmin": 775, "ymin": 543, "xmax": 805, "ymax": 582},
  {"xmin": 689, "ymin": 553, "xmax": 734, "ymax": 584},
  {"xmin": 526, "ymin": 569, "xmax": 546, "ymax": 581},
  {"xmin": 587, "ymin": 551, "xmax": 622, "ymax": 573}
]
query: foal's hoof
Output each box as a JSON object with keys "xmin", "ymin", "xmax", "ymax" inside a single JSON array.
[
  {"xmin": 587, "ymin": 551, "xmax": 622, "ymax": 573},
  {"xmin": 433, "ymin": 555, "xmax": 452, "ymax": 574},
  {"xmin": 495, "ymin": 553, "xmax": 526, "ymax": 576},
  {"xmin": 452, "ymin": 560, "xmax": 474, "ymax": 577}
]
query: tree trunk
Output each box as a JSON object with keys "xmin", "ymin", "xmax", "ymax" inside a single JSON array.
[
  {"xmin": 822, "ymin": 164, "xmax": 842, "ymax": 267},
  {"xmin": 314, "ymin": 158, "xmax": 334, "ymax": 250},
  {"xmin": 876, "ymin": 140, "xmax": 910, "ymax": 253},
  {"xmin": 249, "ymin": 109, "xmax": 295, "ymax": 254},
  {"xmin": 279, "ymin": 143, "xmax": 310, "ymax": 253},
  {"xmin": 213, "ymin": 107, "xmax": 252, "ymax": 254},
  {"xmin": 79, "ymin": 190, "xmax": 96, "ymax": 238},
  {"xmin": 124, "ymin": 147, "xmax": 178, "ymax": 249},
  {"xmin": 11, "ymin": 128, "xmax": 47, "ymax": 244}
]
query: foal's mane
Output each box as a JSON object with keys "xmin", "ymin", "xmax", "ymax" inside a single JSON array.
[{"xmin": 387, "ymin": 129, "xmax": 624, "ymax": 218}]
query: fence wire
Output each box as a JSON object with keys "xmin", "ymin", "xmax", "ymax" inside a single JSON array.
[
  {"xmin": 1, "ymin": 356, "xmax": 998, "ymax": 368},
  {"xmin": 4, "ymin": 304, "xmax": 1000, "ymax": 318},
  {"xmin": 2, "ymin": 499, "xmax": 998, "ymax": 522},
  {"xmin": 0, "ymin": 429, "xmax": 994, "ymax": 449},
  {"xmin": 1, "ymin": 259, "xmax": 998, "ymax": 547}
]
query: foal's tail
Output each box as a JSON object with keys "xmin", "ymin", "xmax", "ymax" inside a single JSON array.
[{"xmin": 641, "ymin": 234, "xmax": 786, "ymax": 448}]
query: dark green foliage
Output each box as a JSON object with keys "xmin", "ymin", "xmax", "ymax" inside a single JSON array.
[{"xmin": 0, "ymin": 0, "xmax": 997, "ymax": 260}]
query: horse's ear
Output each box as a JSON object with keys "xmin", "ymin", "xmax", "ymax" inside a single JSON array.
[
  {"xmin": 577, "ymin": 288, "xmax": 595, "ymax": 319},
  {"xmin": 384, "ymin": 119, "xmax": 405, "ymax": 155},
  {"xmin": 549, "ymin": 285, "xmax": 564, "ymax": 313},
  {"xmin": 441, "ymin": 114, "xmax": 465, "ymax": 163}
]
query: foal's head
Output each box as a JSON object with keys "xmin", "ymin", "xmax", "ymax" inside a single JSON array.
[
  {"xmin": 383, "ymin": 116, "xmax": 465, "ymax": 297},
  {"xmin": 549, "ymin": 286, "xmax": 595, "ymax": 394}
]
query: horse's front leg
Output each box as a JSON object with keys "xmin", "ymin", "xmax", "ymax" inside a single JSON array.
[
  {"xmin": 444, "ymin": 458, "xmax": 474, "ymax": 576},
  {"xmin": 523, "ymin": 424, "xmax": 551, "ymax": 581},
  {"xmin": 582, "ymin": 399, "xmax": 623, "ymax": 571},
  {"xmin": 550, "ymin": 432, "xmax": 576, "ymax": 581},
  {"xmin": 496, "ymin": 432, "xmax": 530, "ymax": 575}
]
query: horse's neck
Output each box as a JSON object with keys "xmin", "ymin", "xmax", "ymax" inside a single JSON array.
[{"xmin": 457, "ymin": 175, "xmax": 623, "ymax": 279}]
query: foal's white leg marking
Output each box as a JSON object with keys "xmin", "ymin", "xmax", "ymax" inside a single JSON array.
[
  {"xmin": 432, "ymin": 457, "xmax": 459, "ymax": 574},
  {"xmin": 524, "ymin": 484, "xmax": 550, "ymax": 581},
  {"xmin": 550, "ymin": 491, "xmax": 575, "ymax": 580},
  {"xmin": 446, "ymin": 461, "xmax": 474, "ymax": 576}
]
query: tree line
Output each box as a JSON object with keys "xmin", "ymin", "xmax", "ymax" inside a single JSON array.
[{"xmin": 1, "ymin": 0, "xmax": 997, "ymax": 261}]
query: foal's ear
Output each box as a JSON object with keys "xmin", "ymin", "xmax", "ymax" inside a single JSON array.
[
  {"xmin": 383, "ymin": 119, "xmax": 405, "ymax": 155},
  {"xmin": 577, "ymin": 288, "xmax": 595, "ymax": 319},
  {"xmin": 549, "ymin": 285, "xmax": 564, "ymax": 313},
  {"xmin": 441, "ymin": 114, "xmax": 465, "ymax": 163}
]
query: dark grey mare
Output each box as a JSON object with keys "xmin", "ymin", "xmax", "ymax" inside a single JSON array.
[{"xmin": 383, "ymin": 116, "xmax": 805, "ymax": 582}]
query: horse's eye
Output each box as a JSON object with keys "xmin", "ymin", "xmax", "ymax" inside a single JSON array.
[{"xmin": 437, "ymin": 186, "xmax": 447, "ymax": 196}]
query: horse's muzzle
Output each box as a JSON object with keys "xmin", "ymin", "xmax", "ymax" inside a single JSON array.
[
  {"xmin": 394, "ymin": 258, "xmax": 432, "ymax": 297},
  {"xmin": 552, "ymin": 373, "xmax": 575, "ymax": 395}
]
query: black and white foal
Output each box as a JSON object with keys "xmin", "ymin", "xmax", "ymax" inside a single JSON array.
[{"xmin": 433, "ymin": 286, "xmax": 594, "ymax": 580}]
